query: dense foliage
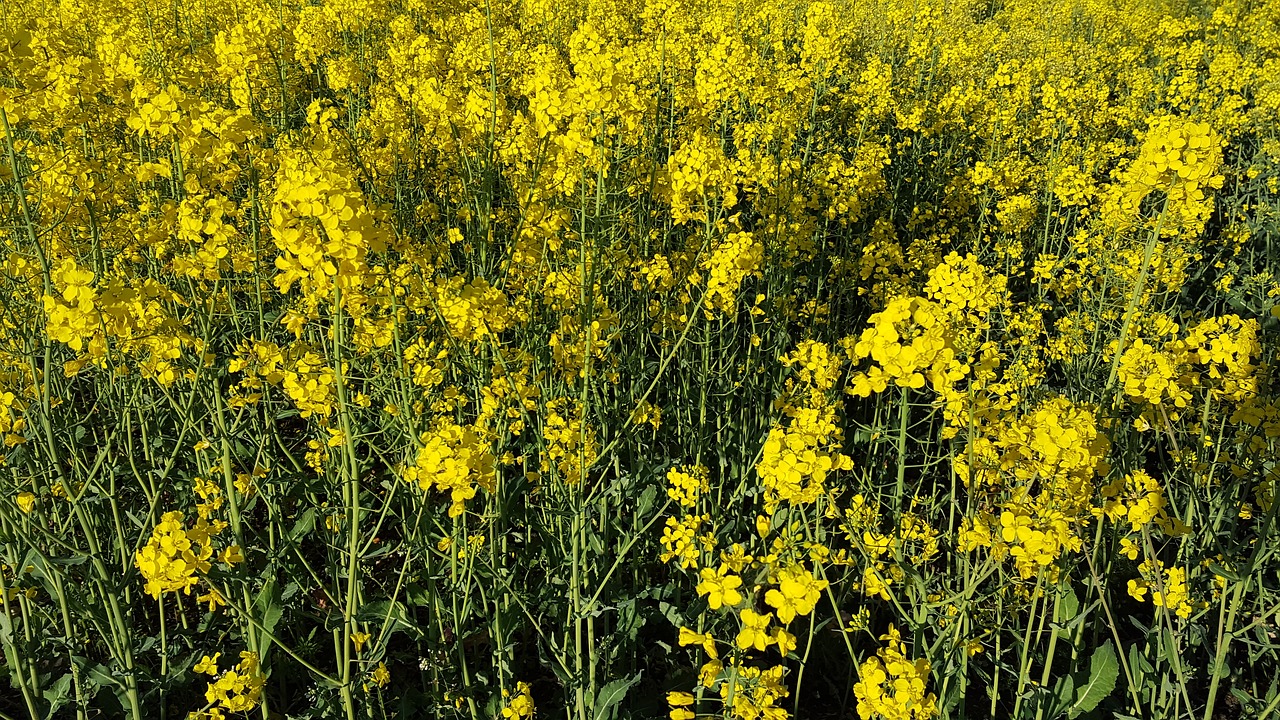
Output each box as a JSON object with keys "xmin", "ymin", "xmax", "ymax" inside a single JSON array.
[{"xmin": 2, "ymin": 0, "xmax": 1280, "ymax": 718}]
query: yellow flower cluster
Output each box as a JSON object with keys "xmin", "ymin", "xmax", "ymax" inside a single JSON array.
[
  {"xmin": 435, "ymin": 276, "xmax": 516, "ymax": 343},
  {"xmin": 764, "ymin": 564, "xmax": 827, "ymax": 624},
  {"xmin": 955, "ymin": 398, "xmax": 1111, "ymax": 578},
  {"xmin": 43, "ymin": 259, "xmax": 194, "ymax": 384},
  {"xmin": 1118, "ymin": 338, "xmax": 1190, "ymax": 409},
  {"xmin": 1128, "ymin": 560, "xmax": 1199, "ymax": 619},
  {"xmin": 702, "ymin": 231, "xmax": 764, "ymax": 314},
  {"xmin": 127, "ymin": 85, "xmax": 184, "ymax": 137},
  {"xmin": 1120, "ymin": 117, "xmax": 1225, "ymax": 235},
  {"xmin": 282, "ymin": 351, "xmax": 338, "ymax": 421},
  {"xmin": 43, "ymin": 259, "xmax": 98, "ymax": 352},
  {"xmin": 661, "ymin": 514, "xmax": 711, "ymax": 570},
  {"xmin": 853, "ymin": 626, "xmax": 937, "ymax": 720},
  {"xmin": 735, "ymin": 608, "xmax": 796, "ymax": 654},
  {"xmin": 758, "ymin": 342, "xmax": 854, "ymax": 510},
  {"xmin": 0, "ymin": 389, "xmax": 27, "ymax": 451},
  {"xmin": 1099, "ymin": 470, "xmax": 1186, "ymax": 534},
  {"xmin": 855, "ymin": 510, "xmax": 941, "ymax": 601},
  {"xmin": 667, "ymin": 132, "xmax": 738, "ymax": 226},
  {"xmin": 815, "ymin": 145, "xmax": 891, "ymax": 224},
  {"xmin": 226, "ymin": 340, "xmax": 286, "ymax": 407},
  {"xmin": 172, "ymin": 195, "xmax": 241, "ymax": 280},
  {"xmin": 134, "ymin": 475, "xmax": 243, "ymax": 608},
  {"xmin": 189, "ymin": 651, "xmax": 265, "ymax": 718},
  {"xmin": 923, "ymin": 253, "xmax": 1007, "ymax": 325},
  {"xmin": 718, "ymin": 663, "xmax": 790, "ymax": 720},
  {"xmin": 135, "ymin": 510, "xmax": 221, "ymax": 598},
  {"xmin": 1180, "ymin": 315, "xmax": 1261, "ymax": 402},
  {"xmin": 1117, "ymin": 314, "xmax": 1262, "ymax": 428},
  {"xmin": 540, "ymin": 399, "xmax": 599, "ymax": 485},
  {"xmin": 269, "ymin": 113, "xmax": 388, "ymax": 320},
  {"xmin": 15, "ymin": 491, "xmax": 35, "ymax": 513},
  {"xmin": 402, "ymin": 422, "xmax": 497, "ymax": 518},
  {"xmin": 548, "ymin": 309, "xmax": 621, "ymax": 381},
  {"xmin": 501, "ymin": 681, "xmax": 535, "ymax": 720},
  {"xmin": 845, "ymin": 299, "xmax": 962, "ymax": 395},
  {"xmin": 667, "ymin": 465, "xmax": 711, "ymax": 508}
]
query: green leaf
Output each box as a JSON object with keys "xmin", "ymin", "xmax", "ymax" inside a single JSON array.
[
  {"xmin": 1059, "ymin": 585, "xmax": 1080, "ymax": 623},
  {"xmin": 941, "ymin": 665, "xmax": 969, "ymax": 715},
  {"xmin": 1052, "ymin": 587, "xmax": 1096, "ymax": 642},
  {"xmin": 290, "ymin": 509, "xmax": 316, "ymax": 540},
  {"xmin": 43, "ymin": 672, "xmax": 73, "ymax": 719},
  {"xmin": 406, "ymin": 583, "xmax": 432, "ymax": 606},
  {"xmin": 83, "ymin": 662, "xmax": 133, "ymax": 712},
  {"xmin": 358, "ymin": 600, "xmax": 421, "ymax": 639},
  {"xmin": 1053, "ymin": 673, "xmax": 1076, "ymax": 720},
  {"xmin": 657, "ymin": 601, "xmax": 686, "ymax": 628},
  {"xmin": 84, "ymin": 663, "xmax": 123, "ymax": 689},
  {"xmin": 255, "ymin": 578, "xmax": 283, "ymax": 659},
  {"xmin": 1069, "ymin": 640, "xmax": 1118, "ymax": 718},
  {"xmin": 1127, "ymin": 641, "xmax": 1151, "ymax": 688},
  {"xmin": 1207, "ymin": 561, "xmax": 1242, "ymax": 582},
  {"xmin": 593, "ymin": 673, "xmax": 641, "ymax": 720},
  {"xmin": 636, "ymin": 485, "xmax": 658, "ymax": 518}
]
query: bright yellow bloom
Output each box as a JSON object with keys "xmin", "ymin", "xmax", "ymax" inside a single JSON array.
[
  {"xmin": 679, "ymin": 627, "xmax": 719, "ymax": 659},
  {"xmin": 352, "ymin": 631, "xmax": 371, "ymax": 652},
  {"xmin": 194, "ymin": 654, "xmax": 221, "ymax": 676},
  {"xmin": 765, "ymin": 565, "xmax": 827, "ymax": 624},
  {"xmin": 501, "ymin": 681, "xmax": 534, "ymax": 719},
  {"xmin": 736, "ymin": 609, "xmax": 774, "ymax": 651},
  {"xmin": 695, "ymin": 565, "xmax": 744, "ymax": 610},
  {"xmin": 197, "ymin": 587, "xmax": 227, "ymax": 612}
]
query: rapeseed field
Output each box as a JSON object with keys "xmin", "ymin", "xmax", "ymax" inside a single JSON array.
[{"xmin": 2, "ymin": 0, "xmax": 1280, "ymax": 718}]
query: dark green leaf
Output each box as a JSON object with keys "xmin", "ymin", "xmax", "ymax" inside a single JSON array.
[
  {"xmin": 1069, "ymin": 640, "xmax": 1118, "ymax": 718},
  {"xmin": 593, "ymin": 673, "xmax": 641, "ymax": 720}
]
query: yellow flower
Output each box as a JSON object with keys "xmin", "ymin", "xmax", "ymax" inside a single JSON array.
[
  {"xmin": 1120, "ymin": 537, "xmax": 1141, "ymax": 561},
  {"xmin": 678, "ymin": 627, "xmax": 719, "ymax": 660},
  {"xmin": 699, "ymin": 659, "xmax": 723, "ymax": 688},
  {"xmin": 364, "ymin": 662, "xmax": 390, "ymax": 691},
  {"xmin": 233, "ymin": 474, "xmax": 256, "ymax": 497},
  {"xmin": 352, "ymin": 631, "xmax": 371, "ymax": 652},
  {"xmin": 1127, "ymin": 579, "xmax": 1149, "ymax": 601},
  {"xmin": 666, "ymin": 465, "xmax": 710, "ymax": 507},
  {"xmin": 667, "ymin": 692, "xmax": 695, "ymax": 707},
  {"xmin": 401, "ymin": 422, "xmax": 496, "ymax": 517},
  {"xmin": 501, "ymin": 681, "xmax": 534, "ymax": 719},
  {"xmin": 756, "ymin": 515, "xmax": 771, "ymax": 538},
  {"xmin": 773, "ymin": 627, "xmax": 798, "ymax": 654},
  {"xmin": 695, "ymin": 565, "xmax": 744, "ymax": 610},
  {"xmin": 719, "ymin": 544, "xmax": 753, "ymax": 573},
  {"xmin": 135, "ymin": 511, "xmax": 221, "ymax": 598},
  {"xmin": 194, "ymin": 653, "xmax": 221, "ymax": 676},
  {"xmin": 736, "ymin": 609, "xmax": 774, "ymax": 651},
  {"xmin": 853, "ymin": 626, "xmax": 936, "ymax": 719},
  {"xmin": 197, "ymin": 587, "xmax": 227, "ymax": 612},
  {"xmin": 16, "ymin": 492, "xmax": 35, "ymax": 514},
  {"xmin": 203, "ymin": 650, "xmax": 264, "ymax": 713},
  {"xmin": 764, "ymin": 565, "xmax": 827, "ymax": 624}
]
